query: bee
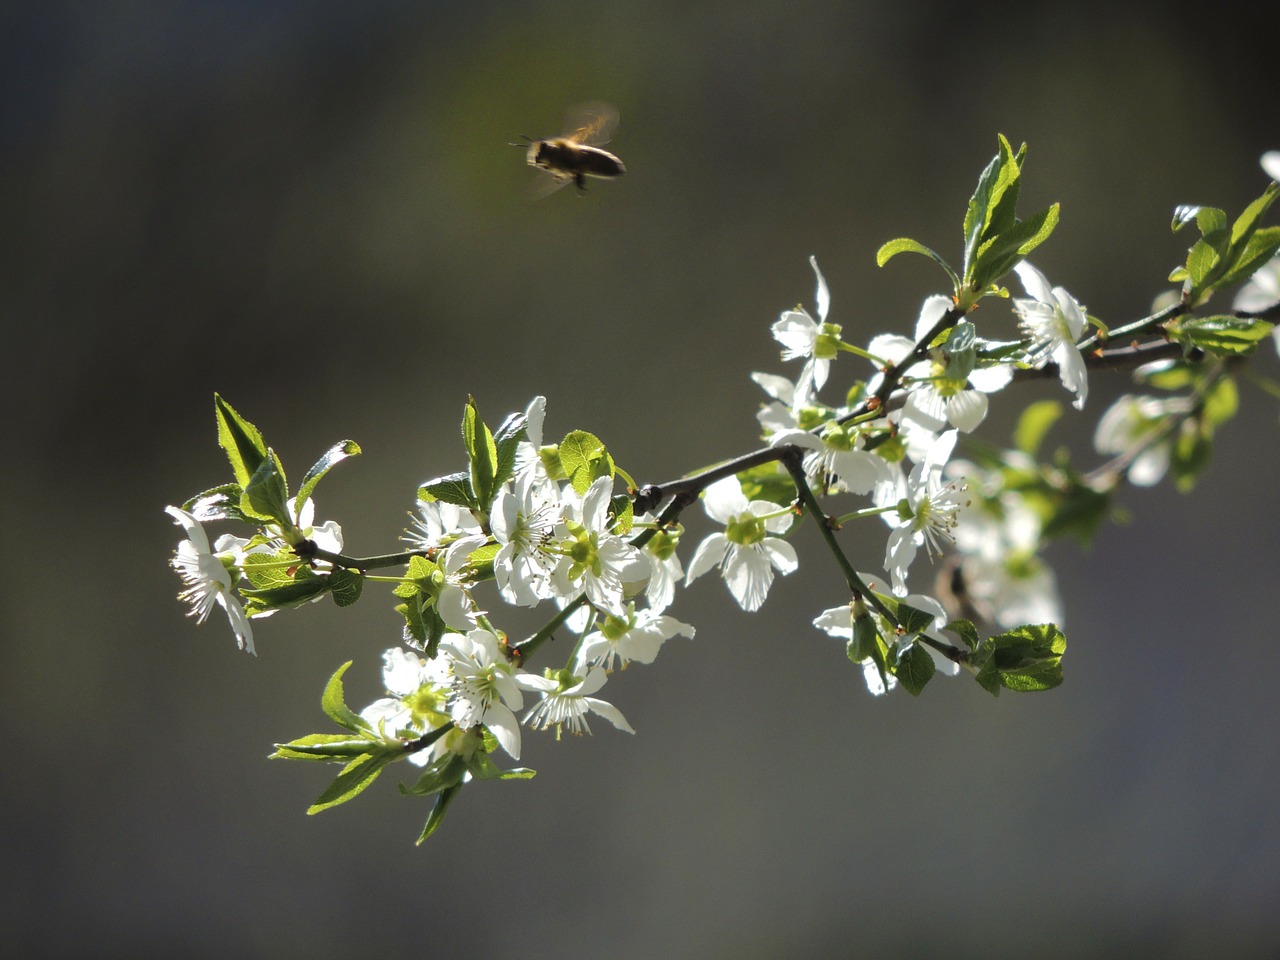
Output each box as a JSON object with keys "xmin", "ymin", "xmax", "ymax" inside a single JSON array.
[{"xmin": 516, "ymin": 102, "xmax": 626, "ymax": 195}]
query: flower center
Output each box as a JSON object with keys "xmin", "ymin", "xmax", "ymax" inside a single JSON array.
[{"xmin": 726, "ymin": 513, "xmax": 766, "ymax": 545}]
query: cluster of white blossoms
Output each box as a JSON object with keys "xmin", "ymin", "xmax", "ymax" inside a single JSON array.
[{"xmin": 748, "ymin": 256, "xmax": 1091, "ymax": 693}]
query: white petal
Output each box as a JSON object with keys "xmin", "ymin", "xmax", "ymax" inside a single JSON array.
[
  {"xmin": 702, "ymin": 476, "xmax": 749, "ymax": 523},
  {"xmin": 1262, "ymin": 151, "xmax": 1280, "ymax": 183},
  {"xmin": 485, "ymin": 704, "xmax": 522, "ymax": 760},
  {"xmin": 723, "ymin": 546, "xmax": 775, "ymax": 611},
  {"xmin": 945, "ymin": 390, "xmax": 988, "ymax": 432},
  {"xmin": 685, "ymin": 533, "xmax": 730, "ymax": 583},
  {"xmin": 914, "ymin": 295, "xmax": 951, "ymax": 342},
  {"xmin": 1014, "ymin": 261, "xmax": 1054, "ymax": 304},
  {"xmin": 772, "ymin": 310, "xmax": 819, "ymax": 357},
  {"xmin": 810, "ymin": 255, "xmax": 830, "ymax": 323},
  {"xmin": 761, "ymin": 537, "xmax": 799, "ymax": 575},
  {"xmin": 750, "ymin": 371, "xmax": 796, "ymax": 404},
  {"xmin": 967, "ymin": 364, "xmax": 1014, "ymax": 393},
  {"xmin": 813, "ymin": 605, "xmax": 854, "ymax": 639},
  {"xmin": 584, "ymin": 698, "xmax": 635, "ymax": 734}
]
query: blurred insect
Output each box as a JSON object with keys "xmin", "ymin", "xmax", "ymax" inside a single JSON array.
[{"xmin": 514, "ymin": 102, "xmax": 626, "ymax": 195}]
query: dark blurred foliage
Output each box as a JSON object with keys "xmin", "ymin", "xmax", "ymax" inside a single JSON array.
[{"xmin": 2, "ymin": 3, "xmax": 1278, "ymax": 958}]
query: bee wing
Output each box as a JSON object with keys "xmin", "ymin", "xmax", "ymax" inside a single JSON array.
[
  {"xmin": 562, "ymin": 101, "xmax": 619, "ymax": 146},
  {"xmin": 530, "ymin": 169, "xmax": 575, "ymax": 200}
]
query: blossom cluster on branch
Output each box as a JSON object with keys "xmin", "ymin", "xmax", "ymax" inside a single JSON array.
[{"xmin": 165, "ymin": 137, "xmax": 1280, "ymax": 842}]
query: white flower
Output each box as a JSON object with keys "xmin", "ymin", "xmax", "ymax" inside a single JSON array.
[
  {"xmin": 1262, "ymin": 151, "xmax": 1280, "ymax": 183},
  {"xmin": 550, "ymin": 476, "xmax": 647, "ymax": 615},
  {"xmin": 1093, "ymin": 394, "xmax": 1181, "ymax": 486},
  {"xmin": 751, "ymin": 371, "xmax": 815, "ymax": 436},
  {"xmin": 282, "ymin": 498, "xmax": 344, "ymax": 555},
  {"xmin": 770, "ymin": 425, "xmax": 892, "ymax": 495},
  {"xmin": 165, "ymin": 506, "xmax": 256, "ymax": 654},
  {"xmin": 685, "ymin": 476, "xmax": 798, "ymax": 612},
  {"xmin": 360, "ymin": 647, "xmax": 454, "ymax": 767},
  {"xmin": 436, "ymin": 535, "xmax": 488, "ymax": 630},
  {"xmin": 877, "ymin": 430, "xmax": 967, "ymax": 595},
  {"xmin": 512, "ymin": 395, "xmax": 550, "ymax": 483},
  {"xmin": 522, "ymin": 668, "xmax": 634, "ymax": 736},
  {"xmin": 403, "ymin": 499, "xmax": 481, "ymax": 552},
  {"xmin": 771, "ymin": 256, "xmax": 841, "ymax": 401},
  {"xmin": 491, "ymin": 470, "xmax": 562, "ymax": 606},
  {"xmin": 1012, "ymin": 261, "xmax": 1090, "ymax": 411},
  {"xmin": 575, "ymin": 602, "xmax": 695, "ymax": 671},
  {"xmin": 635, "ymin": 519, "xmax": 685, "ymax": 613},
  {"xmin": 439, "ymin": 627, "xmax": 540, "ymax": 760},
  {"xmin": 891, "ymin": 296, "xmax": 1013, "ymax": 433}
]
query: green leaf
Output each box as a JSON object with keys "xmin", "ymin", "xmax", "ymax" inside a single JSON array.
[
  {"xmin": 418, "ymin": 471, "xmax": 477, "ymax": 509},
  {"xmin": 1174, "ymin": 315, "xmax": 1276, "ymax": 356},
  {"xmin": 945, "ymin": 618, "xmax": 980, "ymax": 652},
  {"xmin": 328, "ymin": 567, "xmax": 364, "ymax": 607},
  {"xmin": 491, "ymin": 409, "xmax": 530, "ymax": 496},
  {"xmin": 1201, "ymin": 375, "xmax": 1238, "ymax": 429},
  {"xmin": 894, "ymin": 642, "xmax": 936, "ymax": 696},
  {"xmin": 972, "ymin": 623, "xmax": 1066, "ymax": 695},
  {"xmin": 320, "ymin": 661, "xmax": 369, "ymax": 734},
  {"xmin": 1229, "ymin": 181, "xmax": 1279, "ymax": 249},
  {"xmin": 969, "ymin": 203, "xmax": 1060, "ymax": 292},
  {"xmin": 1135, "ymin": 358, "xmax": 1196, "ymax": 391},
  {"xmin": 307, "ymin": 752, "xmax": 393, "ymax": 814},
  {"xmin": 463, "ymin": 397, "xmax": 500, "ymax": 510},
  {"xmin": 240, "ymin": 555, "xmax": 330, "ymax": 614},
  {"xmin": 400, "ymin": 754, "xmax": 469, "ymax": 797},
  {"xmin": 962, "ymin": 144, "xmax": 1007, "ymax": 279},
  {"xmin": 242, "ymin": 451, "xmax": 291, "ymax": 526},
  {"xmin": 1210, "ymin": 226, "xmax": 1280, "ymax": 294},
  {"xmin": 214, "ymin": 394, "xmax": 269, "ymax": 489},
  {"xmin": 1171, "ymin": 424, "xmax": 1211, "ymax": 493},
  {"xmin": 608, "ymin": 493, "xmax": 635, "ymax": 534},
  {"xmin": 296, "ymin": 440, "xmax": 361, "ymax": 514},
  {"xmin": 416, "ymin": 782, "xmax": 462, "ymax": 845},
  {"xmin": 181, "ymin": 483, "xmax": 249, "ymax": 523},
  {"xmin": 847, "ymin": 609, "xmax": 879, "ymax": 663},
  {"xmin": 894, "ymin": 600, "xmax": 935, "ymax": 636},
  {"xmin": 559, "ymin": 430, "xmax": 614, "ymax": 495},
  {"xmin": 1013, "ymin": 400, "xmax": 1063, "ymax": 456},
  {"xmin": 875, "ymin": 237, "xmax": 961, "ymax": 291},
  {"xmin": 272, "ymin": 733, "xmax": 381, "ymax": 761},
  {"xmin": 1037, "ymin": 481, "xmax": 1111, "ymax": 547}
]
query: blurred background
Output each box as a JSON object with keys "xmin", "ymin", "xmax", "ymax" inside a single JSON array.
[{"xmin": 3, "ymin": 2, "xmax": 1278, "ymax": 958}]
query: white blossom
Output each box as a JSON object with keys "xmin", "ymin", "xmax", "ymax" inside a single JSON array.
[
  {"xmin": 165, "ymin": 506, "xmax": 256, "ymax": 655},
  {"xmin": 1012, "ymin": 261, "xmax": 1090, "ymax": 411},
  {"xmin": 771, "ymin": 256, "xmax": 840, "ymax": 401},
  {"xmin": 877, "ymin": 430, "xmax": 967, "ymax": 595},
  {"xmin": 685, "ymin": 476, "xmax": 798, "ymax": 612},
  {"xmin": 522, "ymin": 668, "xmax": 634, "ymax": 736},
  {"xmin": 575, "ymin": 602, "xmax": 695, "ymax": 671}
]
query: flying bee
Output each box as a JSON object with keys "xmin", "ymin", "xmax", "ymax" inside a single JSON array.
[{"xmin": 515, "ymin": 102, "xmax": 626, "ymax": 195}]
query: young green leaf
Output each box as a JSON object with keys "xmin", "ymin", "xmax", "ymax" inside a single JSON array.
[
  {"xmin": 296, "ymin": 440, "xmax": 361, "ymax": 514},
  {"xmin": 559, "ymin": 430, "xmax": 614, "ymax": 495},
  {"xmin": 328, "ymin": 567, "xmax": 364, "ymax": 607},
  {"xmin": 272, "ymin": 733, "xmax": 381, "ymax": 761},
  {"xmin": 893, "ymin": 642, "xmax": 936, "ymax": 696},
  {"xmin": 320, "ymin": 661, "xmax": 370, "ymax": 735},
  {"xmin": 307, "ymin": 752, "xmax": 394, "ymax": 814},
  {"xmin": 214, "ymin": 393, "xmax": 269, "ymax": 489},
  {"xmin": 875, "ymin": 237, "xmax": 961, "ymax": 291},
  {"xmin": 1013, "ymin": 400, "xmax": 1063, "ymax": 456},
  {"xmin": 415, "ymin": 782, "xmax": 462, "ymax": 845},
  {"xmin": 463, "ymin": 397, "xmax": 500, "ymax": 510},
  {"xmin": 418, "ymin": 471, "xmax": 478, "ymax": 510}
]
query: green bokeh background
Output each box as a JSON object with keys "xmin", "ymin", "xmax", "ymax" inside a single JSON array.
[{"xmin": 3, "ymin": 3, "xmax": 1278, "ymax": 958}]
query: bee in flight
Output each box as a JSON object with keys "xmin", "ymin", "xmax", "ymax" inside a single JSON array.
[{"xmin": 516, "ymin": 102, "xmax": 626, "ymax": 195}]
